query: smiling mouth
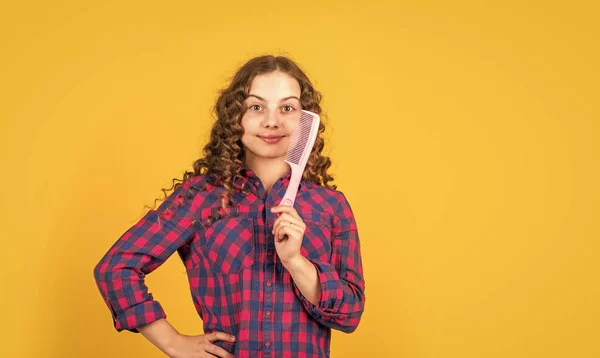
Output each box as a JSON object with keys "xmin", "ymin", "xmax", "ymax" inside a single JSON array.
[{"xmin": 258, "ymin": 135, "xmax": 284, "ymax": 144}]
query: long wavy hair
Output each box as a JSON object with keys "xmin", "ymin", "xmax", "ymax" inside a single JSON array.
[{"xmin": 146, "ymin": 55, "xmax": 336, "ymax": 219}]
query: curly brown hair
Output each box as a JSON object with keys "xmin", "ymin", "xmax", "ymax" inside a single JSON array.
[{"xmin": 145, "ymin": 55, "xmax": 336, "ymax": 217}]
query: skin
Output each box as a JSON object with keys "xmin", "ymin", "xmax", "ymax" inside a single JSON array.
[
  {"xmin": 241, "ymin": 70, "xmax": 320, "ymax": 304},
  {"xmin": 240, "ymin": 70, "xmax": 302, "ymax": 194},
  {"xmin": 138, "ymin": 71, "xmax": 321, "ymax": 358}
]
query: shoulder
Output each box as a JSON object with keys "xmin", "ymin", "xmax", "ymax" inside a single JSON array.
[
  {"xmin": 299, "ymin": 183, "xmax": 357, "ymax": 233},
  {"xmin": 180, "ymin": 174, "xmax": 223, "ymax": 193},
  {"xmin": 177, "ymin": 174, "xmax": 225, "ymax": 208},
  {"xmin": 301, "ymin": 182, "xmax": 352, "ymax": 208},
  {"xmin": 182, "ymin": 174, "xmax": 210, "ymax": 189}
]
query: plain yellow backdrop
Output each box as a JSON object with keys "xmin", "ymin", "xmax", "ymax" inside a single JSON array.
[{"xmin": 2, "ymin": 1, "xmax": 599, "ymax": 357}]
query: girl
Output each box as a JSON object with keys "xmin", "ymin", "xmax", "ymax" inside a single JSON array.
[{"xmin": 94, "ymin": 55, "xmax": 366, "ymax": 358}]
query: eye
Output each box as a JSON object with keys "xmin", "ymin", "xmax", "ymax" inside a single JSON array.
[
  {"xmin": 282, "ymin": 105, "xmax": 294, "ymax": 112},
  {"xmin": 250, "ymin": 104, "xmax": 262, "ymax": 111}
]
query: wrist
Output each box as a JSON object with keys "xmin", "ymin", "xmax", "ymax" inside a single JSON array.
[
  {"xmin": 138, "ymin": 319, "xmax": 181, "ymax": 357},
  {"xmin": 164, "ymin": 332, "xmax": 183, "ymax": 357},
  {"xmin": 281, "ymin": 255, "xmax": 308, "ymax": 273}
]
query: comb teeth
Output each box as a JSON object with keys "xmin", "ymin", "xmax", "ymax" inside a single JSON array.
[{"xmin": 286, "ymin": 112, "xmax": 314, "ymax": 165}]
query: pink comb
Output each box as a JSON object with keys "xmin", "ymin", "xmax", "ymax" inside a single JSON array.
[{"xmin": 279, "ymin": 110, "xmax": 320, "ymax": 206}]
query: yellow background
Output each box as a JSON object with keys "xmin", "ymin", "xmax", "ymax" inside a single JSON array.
[{"xmin": 2, "ymin": 1, "xmax": 599, "ymax": 357}]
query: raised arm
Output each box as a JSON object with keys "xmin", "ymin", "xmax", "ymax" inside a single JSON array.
[{"xmin": 291, "ymin": 192, "xmax": 366, "ymax": 333}]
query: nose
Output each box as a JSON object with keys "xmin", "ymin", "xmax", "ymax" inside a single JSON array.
[{"xmin": 261, "ymin": 109, "xmax": 281, "ymax": 128}]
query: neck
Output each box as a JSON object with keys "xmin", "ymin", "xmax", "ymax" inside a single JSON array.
[{"xmin": 244, "ymin": 155, "xmax": 290, "ymax": 193}]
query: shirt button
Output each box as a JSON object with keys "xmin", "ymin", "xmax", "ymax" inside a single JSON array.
[
  {"xmin": 265, "ymin": 310, "xmax": 271, "ymax": 317},
  {"xmin": 265, "ymin": 341, "xmax": 271, "ymax": 347},
  {"xmin": 267, "ymin": 250, "xmax": 273, "ymax": 257},
  {"xmin": 266, "ymin": 281, "xmax": 272, "ymax": 287}
]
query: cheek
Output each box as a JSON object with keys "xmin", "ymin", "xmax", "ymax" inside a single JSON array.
[
  {"xmin": 241, "ymin": 112, "xmax": 261, "ymax": 130},
  {"xmin": 282, "ymin": 118, "xmax": 299, "ymax": 132},
  {"xmin": 240, "ymin": 117, "xmax": 252, "ymax": 134},
  {"xmin": 240, "ymin": 119, "xmax": 257, "ymax": 146}
]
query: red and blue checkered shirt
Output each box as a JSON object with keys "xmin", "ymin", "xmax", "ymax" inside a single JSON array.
[{"xmin": 94, "ymin": 168, "xmax": 366, "ymax": 357}]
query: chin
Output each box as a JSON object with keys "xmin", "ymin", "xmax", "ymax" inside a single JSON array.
[
  {"xmin": 256, "ymin": 150, "xmax": 286, "ymax": 159},
  {"xmin": 242, "ymin": 139, "xmax": 287, "ymax": 159},
  {"xmin": 244, "ymin": 147, "xmax": 286, "ymax": 160}
]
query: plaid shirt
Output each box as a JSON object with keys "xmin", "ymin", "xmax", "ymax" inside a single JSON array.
[{"xmin": 94, "ymin": 168, "xmax": 366, "ymax": 357}]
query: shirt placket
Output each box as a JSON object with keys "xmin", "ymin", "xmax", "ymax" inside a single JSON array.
[
  {"xmin": 262, "ymin": 190, "xmax": 278, "ymax": 358},
  {"xmin": 247, "ymin": 172, "xmax": 294, "ymax": 357}
]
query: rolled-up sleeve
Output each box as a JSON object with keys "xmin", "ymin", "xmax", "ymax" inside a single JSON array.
[
  {"xmin": 93, "ymin": 178, "xmax": 198, "ymax": 332},
  {"xmin": 293, "ymin": 192, "xmax": 366, "ymax": 333}
]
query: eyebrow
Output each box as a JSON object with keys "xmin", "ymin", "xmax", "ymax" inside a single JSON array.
[{"xmin": 247, "ymin": 94, "xmax": 300, "ymax": 102}]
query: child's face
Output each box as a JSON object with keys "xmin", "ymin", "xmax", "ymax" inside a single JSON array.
[{"xmin": 241, "ymin": 71, "xmax": 302, "ymax": 163}]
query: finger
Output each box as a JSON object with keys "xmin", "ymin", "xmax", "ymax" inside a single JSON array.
[
  {"xmin": 273, "ymin": 219, "xmax": 302, "ymax": 238},
  {"xmin": 206, "ymin": 332, "xmax": 235, "ymax": 343},
  {"xmin": 276, "ymin": 223, "xmax": 303, "ymax": 241},
  {"xmin": 289, "ymin": 208, "xmax": 302, "ymax": 220},
  {"xmin": 280, "ymin": 212, "xmax": 302, "ymax": 224},
  {"xmin": 275, "ymin": 213, "xmax": 305, "ymax": 229},
  {"xmin": 204, "ymin": 342, "xmax": 235, "ymax": 358},
  {"xmin": 272, "ymin": 213, "xmax": 302, "ymax": 234},
  {"xmin": 275, "ymin": 224, "xmax": 288, "ymax": 241},
  {"xmin": 272, "ymin": 206, "xmax": 302, "ymax": 225},
  {"xmin": 271, "ymin": 205, "xmax": 299, "ymax": 217},
  {"xmin": 272, "ymin": 214, "xmax": 287, "ymax": 235}
]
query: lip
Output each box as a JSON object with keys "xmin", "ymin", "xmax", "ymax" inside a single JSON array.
[
  {"xmin": 258, "ymin": 135, "xmax": 285, "ymax": 144},
  {"xmin": 258, "ymin": 134, "xmax": 285, "ymax": 139}
]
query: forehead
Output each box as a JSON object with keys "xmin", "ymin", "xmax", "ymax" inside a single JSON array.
[{"xmin": 248, "ymin": 71, "xmax": 301, "ymax": 98}]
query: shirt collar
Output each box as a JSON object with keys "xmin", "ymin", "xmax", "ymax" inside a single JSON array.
[{"xmin": 240, "ymin": 165, "xmax": 307, "ymax": 191}]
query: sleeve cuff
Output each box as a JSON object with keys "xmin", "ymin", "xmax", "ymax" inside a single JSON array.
[
  {"xmin": 292, "ymin": 260, "xmax": 348, "ymax": 321},
  {"xmin": 113, "ymin": 300, "xmax": 166, "ymax": 333}
]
